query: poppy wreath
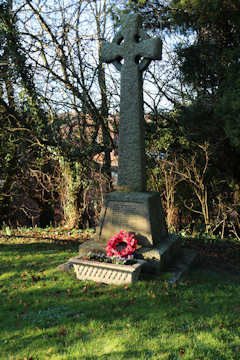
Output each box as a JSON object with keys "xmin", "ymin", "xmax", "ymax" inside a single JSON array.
[{"xmin": 106, "ymin": 230, "xmax": 138, "ymax": 258}]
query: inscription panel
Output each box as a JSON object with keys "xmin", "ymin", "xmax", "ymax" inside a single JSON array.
[
  {"xmin": 106, "ymin": 201, "xmax": 151, "ymax": 246},
  {"xmin": 110, "ymin": 201, "xmax": 146, "ymax": 230},
  {"xmin": 98, "ymin": 192, "xmax": 167, "ymax": 247}
]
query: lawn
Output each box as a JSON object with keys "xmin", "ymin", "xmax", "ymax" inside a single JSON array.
[{"xmin": 0, "ymin": 228, "xmax": 240, "ymax": 360}]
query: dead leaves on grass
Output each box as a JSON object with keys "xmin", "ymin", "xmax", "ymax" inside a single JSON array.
[{"xmin": 59, "ymin": 327, "xmax": 67, "ymax": 336}]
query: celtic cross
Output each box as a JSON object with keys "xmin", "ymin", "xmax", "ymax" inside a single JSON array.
[{"xmin": 101, "ymin": 14, "xmax": 162, "ymax": 192}]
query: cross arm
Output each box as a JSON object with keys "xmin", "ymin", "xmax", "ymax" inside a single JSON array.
[
  {"xmin": 137, "ymin": 38, "xmax": 162, "ymax": 61},
  {"xmin": 101, "ymin": 41, "xmax": 122, "ymax": 63}
]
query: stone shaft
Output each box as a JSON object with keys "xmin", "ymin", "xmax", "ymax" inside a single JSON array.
[{"xmin": 119, "ymin": 63, "xmax": 145, "ymax": 191}]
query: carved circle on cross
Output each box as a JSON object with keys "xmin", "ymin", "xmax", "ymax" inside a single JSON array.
[{"xmin": 111, "ymin": 29, "xmax": 151, "ymax": 73}]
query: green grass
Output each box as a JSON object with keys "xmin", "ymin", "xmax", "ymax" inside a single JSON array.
[{"xmin": 0, "ymin": 233, "xmax": 240, "ymax": 360}]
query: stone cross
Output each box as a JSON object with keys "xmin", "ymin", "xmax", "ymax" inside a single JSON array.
[{"xmin": 101, "ymin": 14, "xmax": 162, "ymax": 192}]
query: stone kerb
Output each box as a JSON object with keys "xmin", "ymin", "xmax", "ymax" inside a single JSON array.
[{"xmin": 69, "ymin": 256, "xmax": 145, "ymax": 285}]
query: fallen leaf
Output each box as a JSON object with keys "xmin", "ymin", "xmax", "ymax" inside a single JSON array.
[
  {"xmin": 164, "ymin": 282, "xmax": 168, "ymax": 289},
  {"xmin": 31, "ymin": 275, "xmax": 41, "ymax": 282},
  {"xmin": 179, "ymin": 349, "xmax": 185, "ymax": 356},
  {"xmin": 59, "ymin": 328, "xmax": 67, "ymax": 336}
]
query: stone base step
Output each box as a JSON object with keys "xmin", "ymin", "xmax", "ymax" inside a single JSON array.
[
  {"xmin": 57, "ymin": 236, "xmax": 196, "ymax": 284},
  {"xmin": 57, "ymin": 244, "xmax": 196, "ymax": 285},
  {"xmin": 77, "ymin": 233, "xmax": 181, "ymax": 274},
  {"xmin": 135, "ymin": 234, "xmax": 180, "ymax": 273}
]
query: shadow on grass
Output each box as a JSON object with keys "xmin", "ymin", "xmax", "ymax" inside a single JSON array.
[
  {"xmin": 0, "ymin": 241, "xmax": 79, "ymax": 252},
  {"xmin": 0, "ymin": 235, "xmax": 83, "ymax": 245},
  {"xmin": 78, "ymin": 350, "xmax": 156, "ymax": 359},
  {"xmin": 77, "ymin": 347, "xmax": 226, "ymax": 360},
  {"xmin": 0, "ymin": 242, "xmax": 79, "ymax": 277},
  {"xmin": 2, "ymin": 269, "xmax": 239, "ymax": 340}
]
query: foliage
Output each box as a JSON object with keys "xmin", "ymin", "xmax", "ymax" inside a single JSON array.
[
  {"xmin": 0, "ymin": 1, "xmax": 114, "ymax": 229},
  {"xmin": 20, "ymin": 0, "xmax": 116, "ymax": 180},
  {"xmin": 217, "ymin": 69, "xmax": 240, "ymax": 148},
  {"xmin": 145, "ymin": 108, "xmax": 240, "ymax": 237},
  {"xmin": 169, "ymin": 0, "xmax": 240, "ymax": 147},
  {"xmin": 0, "ymin": 1, "xmax": 57, "ymax": 226},
  {"xmin": 85, "ymin": 253, "xmax": 135, "ymax": 265}
]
